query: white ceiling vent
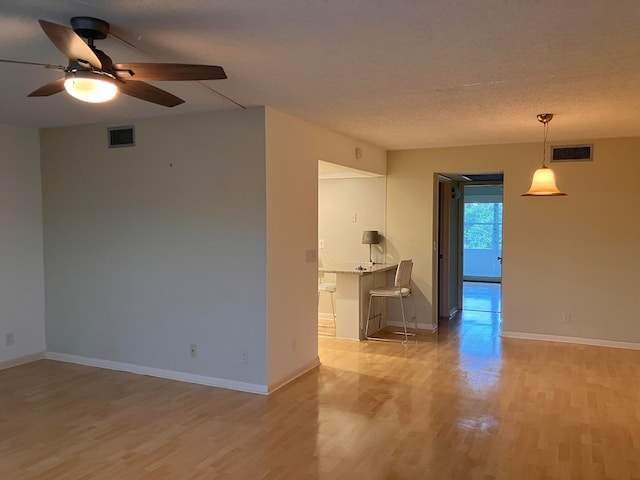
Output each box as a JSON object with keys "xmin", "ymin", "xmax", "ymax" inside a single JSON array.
[
  {"xmin": 108, "ymin": 126, "xmax": 135, "ymax": 148},
  {"xmin": 551, "ymin": 144, "xmax": 593, "ymax": 162}
]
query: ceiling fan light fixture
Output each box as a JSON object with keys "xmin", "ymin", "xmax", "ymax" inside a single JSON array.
[{"xmin": 64, "ymin": 70, "xmax": 118, "ymax": 103}]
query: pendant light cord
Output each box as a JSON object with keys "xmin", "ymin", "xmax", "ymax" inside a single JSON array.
[{"xmin": 542, "ymin": 121, "xmax": 548, "ymax": 168}]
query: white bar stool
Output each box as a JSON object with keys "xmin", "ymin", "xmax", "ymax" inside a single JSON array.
[
  {"xmin": 318, "ymin": 282, "xmax": 337, "ymax": 336},
  {"xmin": 365, "ymin": 259, "xmax": 417, "ymax": 343}
]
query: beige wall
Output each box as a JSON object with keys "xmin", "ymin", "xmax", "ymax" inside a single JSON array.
[
  {"xmin": 0, "ymin": 124, "xmax": 45, "ymax": 365},
  {"xmin": 265, "ymin": 107, "xmax": 386, "ymax": 390},
  {"xmin": 387, "ymin": 137, "xmax": 640, "ymax": 344}
]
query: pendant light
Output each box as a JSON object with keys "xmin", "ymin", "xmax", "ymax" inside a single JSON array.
[{"xmin": 522, "ymin": 113, "xmax": 567, "ymax": 196}]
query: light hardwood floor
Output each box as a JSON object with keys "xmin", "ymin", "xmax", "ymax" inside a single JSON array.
[{"xmin": 2, "ymin": 311, "xmax": 640, "ymax": 479}]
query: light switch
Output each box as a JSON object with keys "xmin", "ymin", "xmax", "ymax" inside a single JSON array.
[
  {"xmin": 351, "ymin": 213, "xmax": 357, "ymax": 222},
  {"xmin": 319, "ymin": 239, "xmax": 325, "ymax": 249}
]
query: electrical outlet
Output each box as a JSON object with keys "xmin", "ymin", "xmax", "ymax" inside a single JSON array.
[
  {"xmin": 6, "ymin": 332, "xmax": 15, "ymax": 346},
  {"xmin": 241, "ymin": 350, "xmax": 249, "ymax": 365},
  {"xmin": 190, "ymin": 344, "xmax": 197, "ymax": 357},
  {"xmin": 562, "ymin": 313, "xmax": 571, "ymax": 324}
]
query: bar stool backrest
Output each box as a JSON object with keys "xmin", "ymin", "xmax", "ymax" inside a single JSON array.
[{"xmin": 395, "ymin": 259, "xmax": 413, "ymax": 289}]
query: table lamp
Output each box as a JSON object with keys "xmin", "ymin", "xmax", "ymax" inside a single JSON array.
[{"xmin": 362, "ymin": 230, "xmax": 380, "ymax": 265}]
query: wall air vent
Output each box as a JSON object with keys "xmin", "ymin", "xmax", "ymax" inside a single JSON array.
[
  {"xmin": 108, "ymin": 126, "xmax": 135, "ymax": 148},
  {"xmin": 551, "ymin": 144, "xmax": 593, "ymax": 162}
]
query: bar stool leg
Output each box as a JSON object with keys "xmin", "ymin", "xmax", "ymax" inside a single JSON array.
[
  {"xmin": 399, "ymin": 297, "xmax": 408, "ymax": 343},
  {"xmin": 410, "ymin": 293, "xmax": 418, "ymax": 332},
  {"xmin": 365, "ymin": 294, "xmax": 374, "ymax": 339},
  {"xmin": 330, "ymin": 290, "xmax": 336, "ymax": 333}
]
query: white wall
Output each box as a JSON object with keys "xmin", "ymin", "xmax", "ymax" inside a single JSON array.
[
  {"xmin": 0, "ymin": 124, "xmax": 45, "ymax": 365},
  {"xmin": 39, "ymin": 105, "xmax": 386, "ymax": 393},
  {"xmin": 41, "ymin": 109, "xmax": 269, "ymax": 388},
  {"xmin": 317, "ymin": 177, "xmax": 387, "ymax": 317},
  {"xmin": 318, "ymin": 177, "xmax": 387, "ymax": 266},
  {"xmin": 387, "ymin": 137, "xmax": 640, "ymax": 345},
  {"xmin": 265, "ymin": 107, "xmax": 386, "ymax": 390}
]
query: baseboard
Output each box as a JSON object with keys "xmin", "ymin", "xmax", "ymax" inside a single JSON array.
[
  {"xmin": 45, "ymin": 352, "xmax": 269, "ymax": 395},
  {"xmin": 0, "ymin": 352, "xmax": 45, "ymax": 371},
  {"xmin": 267, "ymin": 356, "xmax": 320, "ymax": 394},
  {"xmin": 333, "ymin": 336, "xmax": 361, "ymax": 342},
  {"xmin": 386, "ymin": 320, "xmax": 432, "ymax": 331},
  {"xmin": 500, "ymin": 331, "xmax": 640, "ymax": 351}
]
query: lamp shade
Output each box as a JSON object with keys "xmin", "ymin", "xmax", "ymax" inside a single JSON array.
[
  {"xmin": 362, "ymin": 230, "xmax": 380, "ymax": 245},
  {"xmin": 64, "ymin": 71, "xmax": 119, "ymax": 103},
  {"xmin": 522, "ymin": 166, "xmax": 567, "ymax": 196}
]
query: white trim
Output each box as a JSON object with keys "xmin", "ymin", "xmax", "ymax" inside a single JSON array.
[
  {"xmin": 500, "ymin": 331, "xmax": 640, "ymax": 351},
  {"xmin": 333, "ymin": 335, "xmax": 361, "ymax": 341},
  {"xmin": 385, "ymin": 320, "xmax": 432, "ymax": 331},
  {"xmin": 0, "ymin": 352, "xmax": 45, "ymax": 371},
  {"xmin": 45, "ymin": 352, "xmax": 269, "ymax": 395},
  {"xmin": 268, "ymin": 357, "xmax": 320, "ymax": 394}
]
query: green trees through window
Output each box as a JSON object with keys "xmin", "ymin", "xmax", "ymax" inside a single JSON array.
[{"xmin": 464, "ymin": 203, "xmax": 503, "ymax": 250}]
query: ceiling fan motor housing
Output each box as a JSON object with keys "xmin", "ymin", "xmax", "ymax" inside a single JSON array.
[{"xmin": 70, "ymin": 16, "xmax": 110, "ymax": 41}]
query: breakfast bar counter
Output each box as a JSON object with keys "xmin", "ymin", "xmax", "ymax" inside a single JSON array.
[{"xmin": 318, "ymin": 263, "xmax": 397, "ymax": 340}]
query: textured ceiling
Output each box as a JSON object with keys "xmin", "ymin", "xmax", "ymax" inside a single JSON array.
[{"xmin": 1, "ymin": 1, "xmax": 640, "ymax": 150}]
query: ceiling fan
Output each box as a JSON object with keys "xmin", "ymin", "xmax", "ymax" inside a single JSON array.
[{"xmin": 0, "ymin": 16, "xmax": 227, "ymax": 107}]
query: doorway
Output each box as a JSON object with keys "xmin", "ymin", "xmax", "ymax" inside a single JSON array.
[
  {"xmin": 461, "ymin": 183, "xmax": 503, "ymax": 314},
  {"xmin": 434, "ymin": 173, "xmax": 503, "ymax": 328}
]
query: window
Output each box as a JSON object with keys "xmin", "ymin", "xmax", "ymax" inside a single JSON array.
[{"xmin": 464, "ymin": 203, "xmax": 502, "ymax": 251}]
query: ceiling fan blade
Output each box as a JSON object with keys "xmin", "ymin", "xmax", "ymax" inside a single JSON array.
[
  {"xmin": 118, "ymin": 80, "xmax": 184, "ymax": 107},
  {"xmin": 113, "ymin": 63, "xmax": 226, "ymax": 81},
  {"xmin": 38, "ymin": 19, "xmax": 102, "ymax": 69},
  {"xmin": 28, "ymin": 78, "xmax": 65, "ymax": 97}
]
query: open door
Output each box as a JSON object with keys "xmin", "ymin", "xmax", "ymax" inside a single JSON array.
[
  {"xmin": 434, "ymin": 175, "xmax": 462, "ymax": 328},
  {"xmin": 438, "ymin": 179, "xmax": 450, "ymax": 318}
]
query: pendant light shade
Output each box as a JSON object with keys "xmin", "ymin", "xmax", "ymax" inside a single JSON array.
[
  {"xmin": 522, "ymin": 113, "xmax": 567, "ymax": 196},
  {"xmin": 522, "ymin": 166, "xmax": 566, "ymax": 196}
]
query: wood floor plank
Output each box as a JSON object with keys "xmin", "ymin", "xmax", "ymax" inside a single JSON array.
[{"xmin": 1, "ymin": 311, "xmax": 640, "ymax": 479}]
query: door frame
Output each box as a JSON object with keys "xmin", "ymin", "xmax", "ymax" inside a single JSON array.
[
  {"xmin": 433, "ymin": 173, "xmax": 504, "ymax": 328},
  {"xmin": 459, "ymin": 180, "xmax": 504, "ymax": 289}
]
